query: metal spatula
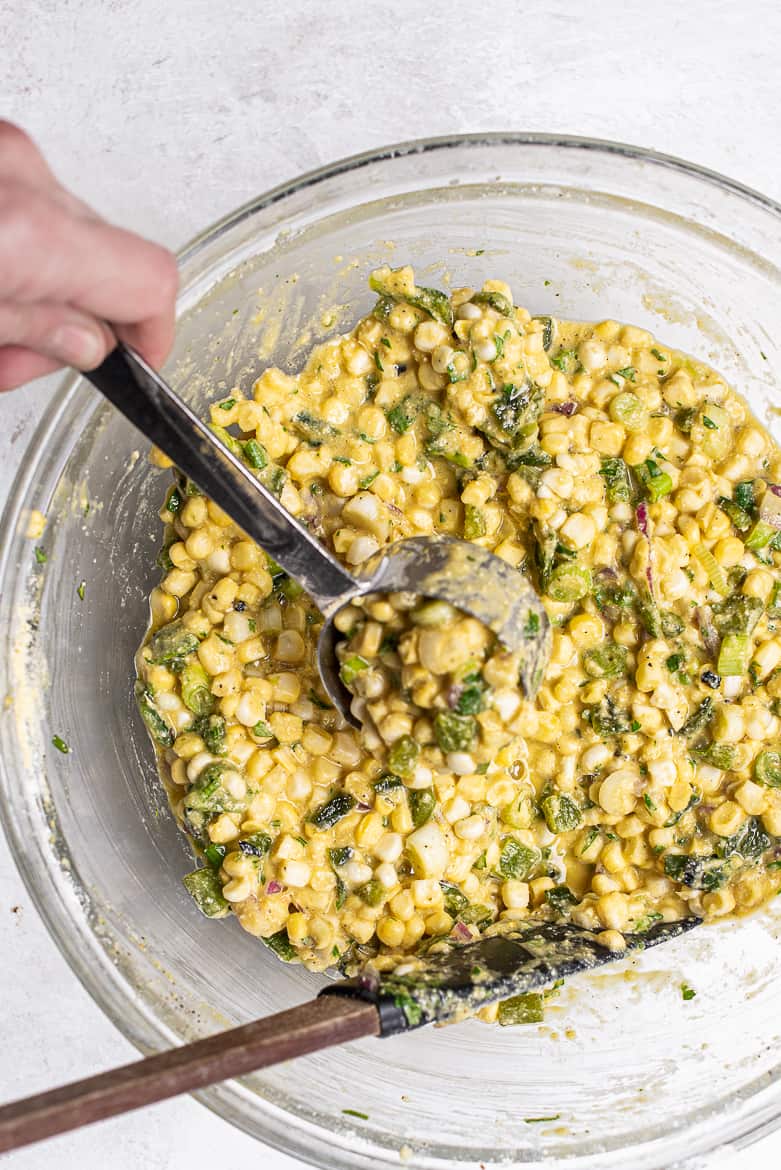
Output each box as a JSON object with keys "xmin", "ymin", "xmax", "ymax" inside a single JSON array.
[{"xmin": 0, "ymin": 915, "xmax": 698, "ymax": 1152}]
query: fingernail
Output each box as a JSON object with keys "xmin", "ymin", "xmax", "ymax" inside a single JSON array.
[{"xmin": 50, "ymin": 325, "xmax": 104, "ymax": 369}]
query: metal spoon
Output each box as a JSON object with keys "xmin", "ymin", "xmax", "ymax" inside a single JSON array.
[{"xmin": 84, "ymin": 343, "xmax": 551, "ymax": 720}]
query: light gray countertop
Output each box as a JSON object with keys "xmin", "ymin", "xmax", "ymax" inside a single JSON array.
[{"xmin": 2, "ymin": 1, "xmax": 780, "ymax": 1166}]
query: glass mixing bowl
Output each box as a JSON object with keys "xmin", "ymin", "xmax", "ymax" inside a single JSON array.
[{"xmin": 2, "ymin": 135, "xmax": 781, "ymax": 1170}]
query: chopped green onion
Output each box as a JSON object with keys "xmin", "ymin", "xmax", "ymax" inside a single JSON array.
[
  {"xmin": 754, "ymin": 749, "xmax": 781, "ymax": 787},
  {"xmin": 546, "ymin": 563, "xmax": 592, "ymax": 603},
  {"xmin": 243, "ymin": 439, "xmax": 268, "ymax": 469},
  {"xmin": 609, "ymin": 391, "xmax": 647, "ymax": 431},
  {"xmin": 717, "ymin": 633, "xmax": 751, "ymax": 676},
  {"xmin": 745, "ymin": 519, "xmax": 776, "ymax": 551},
  {"xmin": 463, "ymin": 504, "xmax": 486, "ymax": 540},
  {"xmin": 692, "ymin": 543, "xmax": 730, "ymax": 596},
  {"xmin": 635, "ymin": 459, "xmax": 673, "ymax": 502},
  {"xmin": 51, "ymin": 734, "xmax": 70, "ymax": 754},
  {"xmin": 339, "ymin": 655, "xmax": 370, "ymax": 686}
]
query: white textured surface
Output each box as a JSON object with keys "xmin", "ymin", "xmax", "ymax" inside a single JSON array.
[{"xmin": 2, "ymin": 0, "xmax": 781, "ymax": 1166}]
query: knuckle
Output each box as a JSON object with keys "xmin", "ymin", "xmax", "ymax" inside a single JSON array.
[{"xmin": 0, "ymin": 120, "xmax": 35, "ymax": 154}]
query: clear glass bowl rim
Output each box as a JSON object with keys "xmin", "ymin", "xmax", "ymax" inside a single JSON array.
[{"xmin": 2, "ymin": 131, "xmax": 781, "ymax": 1168}]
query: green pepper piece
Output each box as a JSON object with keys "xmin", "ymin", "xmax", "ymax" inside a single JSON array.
[
  {"xmin": 454, "ymin": 673, "xmax": 489, "ymax": 715},
  {"xmin": 541, "ymin": 793, "xmax": 582, "ymax": 833},
  {"xmin": 473, "ymin": 291, "xmax": 514, "ymax": 317},
  {"xmin": 599, "ymin": 457, "xmax": 633, "ymax": 503},
  {"xmin": 408, "ymin": 788, "xmax": 436, "ymax": 828},
  {"xmin": 434, "ymin": 712, "xmax": 476, "ymax": 753},
  {"xmin": 192, "ymin": 712, "xmax": 227, "ymax": 754},
  {"xmin": 439, "ymin": 881, "xmax": 469, "ymax": 918},
  {"xmin": 182, "ymin": 867, "xmax": 230, "ymax": 918},
  {"xmin": 497, "ymin": 992, "xmax": 544, "ymax": 1025},
  {"xmin": 545, "ymin": 885, "xmax": 577, "ymax": 915},
  {"xmin": 309, "ymin": 792, "xmax": 357, "ymax": 830},
  {"xmin": 262, "ymin": 928, "xmax": 297, "ymax": 962},
  {"xmin": 357, "ymin": 879, "xmax": 386, "ymax": 907},
  {"xmin": 148, "ymin": 621, "xmax": 200, "ymax": 664},
  {"xmin": 498, "ymin": 838, "xmax": 539, "ymax": 879},
  {"xmin": 387, "ymin": 735, "xmax": 420, "ymax": 779}
]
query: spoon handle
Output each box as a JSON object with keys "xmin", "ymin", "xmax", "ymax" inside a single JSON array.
[
  {"xmin": 0, "ymin": 996, "xmax": 379, "ymax": 1154},
  {"xmin": 83, "ymin": 343, "xmax": 356, "ymax": 612}
]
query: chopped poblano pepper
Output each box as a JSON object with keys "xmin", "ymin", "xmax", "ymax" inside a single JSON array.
[
  {"xmin": 498, "ymin": 838, "xmax": 539, "ymax": 880},
  {"xmin": 183, "ymin": 867, "xmax": 230, "ymax": 918},
  {"xmin": 541, "ymin": 793, "xmax": 582, "ymax": 833},
  {"xmin": 408, "ymin": 788, "xmax": 436, "ymax": 828},
  {"xmin": 387, "ymin": 735, "xmax": 420, "ymax": 778},
  {"xmin": 148, "ymin": 621, "xmax": 200, "ymax": 664},
  {"xmin": 497, "ymin": 992, "xmax": 544, "ymax": 1025},
  {"xmin": 599, "ymin": 457, "xmax": 633, "ymax": 503},
  {"xmin": 434, "ymin": 712, "xmax": 476, "ymax": 753},
  {"xmin": 309, "ymin": 792, "xmax": 357, "ymax": 830}
]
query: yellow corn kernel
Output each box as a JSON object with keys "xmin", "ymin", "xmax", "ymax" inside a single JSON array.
[
  {"xmin": 712, "ymin": 537, "xmax": 744, "ymax": 568},
  {"xmin": 596, "ymin": 890, "xmax": 629, "ymax": 930},
  {"xmin": 702, "ymin": 888, "xmax": 736, "ymax": 917},
  {"xmin": 568, "ymin": 613, "xmax": 604, "ymax": 648},
  {"xmin": 709, "ymin": 800, "xmax": 746, "ymax": 837},
  {"xmin": 354, "ymin": 811, "xmax": 384, "ymax": 849},
  {"xmin": 377, "ymin": 916, "xmax": 405, "ymax": 947},
  {"xmin": 208, "ymin": 814, "xmax": 241, "ymax": 844}
]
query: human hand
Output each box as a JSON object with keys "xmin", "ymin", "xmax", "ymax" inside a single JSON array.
[{"xmin": 0, "ymin": 121, "xmax": 178, "ymax": 392}]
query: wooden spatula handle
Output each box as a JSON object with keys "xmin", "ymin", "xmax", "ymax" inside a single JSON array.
[{"xmin": 0, "ymin": 995, "xmax": 379, "ymax": 1154}]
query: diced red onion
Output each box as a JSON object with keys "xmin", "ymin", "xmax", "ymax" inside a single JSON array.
[
  {"xmin": 356, "ymin": 801, "xmax": 372, "ymax": 811},
  {"xmin": 552, "ymin": 401, "xmax": 577, "ymax": 416},
  {"xmin": 266, "ymin": 880, "xmax": 282, "ymax": 894},
  {"xmin": 636, "ymin": 501, "xmax": 650, "ymax": 538},
  {"xmin": 769, "ymin": 484, "xmax": 781, "ymax": 498},
  {"xmin": 450, "ymin": 921, "xmax": 473, "ymax": 943}
]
